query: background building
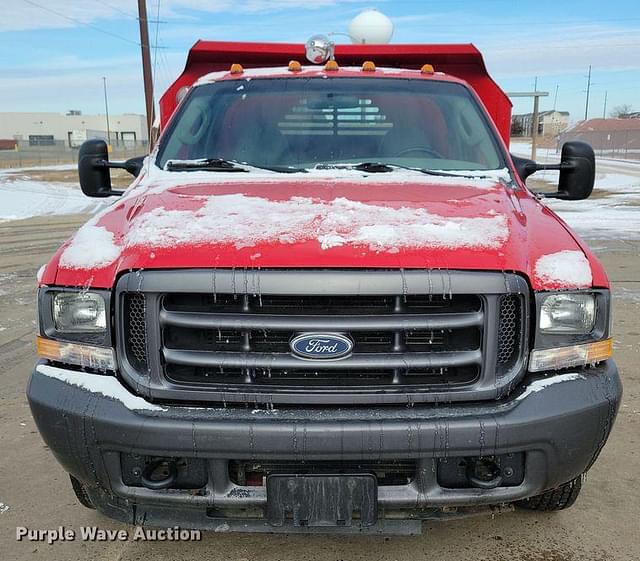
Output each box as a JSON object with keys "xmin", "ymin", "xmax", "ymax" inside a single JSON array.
[
  {"xmin": 511, "ymin": 110, "xmax": 570, "ymax": 137},
  {"xmin": 0, "ymin": 111, "xmax": 148, "ymax": 149},
  {"xmin": 559, "ymin": 118, "xmax": 640, "ymax": 160}
]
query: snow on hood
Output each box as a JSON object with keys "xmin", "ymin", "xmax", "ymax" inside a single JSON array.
[
  {"xmin": 534, "ymin": 250, "xmax": 593, "ymax": 289},
  {"xmin": 59, "ymin": 193, "xmax": 509, "ymax": 269},
  {"xmin": 127, "ymin": 194, "xmax": 509, "ymax": 252}
]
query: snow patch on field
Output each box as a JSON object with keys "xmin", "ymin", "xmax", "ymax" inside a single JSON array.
[
  {"xmin": 534, "ymin": 250, "xmax": 592, "ymax": 288},
  {"xmin": 0, "ymin": 172, "xmax": 106, "ymax": 221},
  {"xmin": 36, "ymin": 364, "xmax": 165, "ymax": 412},
  {"xmin": 126, "ymin": 194, "xmax": 509, "ymax": 253}
]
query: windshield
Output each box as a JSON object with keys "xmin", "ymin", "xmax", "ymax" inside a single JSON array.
[{"xmin": 157, "ymin": 77, "xmax": 505, "ymax": 172}]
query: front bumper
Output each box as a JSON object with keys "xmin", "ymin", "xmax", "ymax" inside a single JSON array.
[{"xmin": 27, "ymin": 360, "xmax": 621, "ymax": 534}]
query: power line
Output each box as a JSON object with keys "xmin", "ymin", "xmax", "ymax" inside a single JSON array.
[
  {"xmin": 98, "ymin": 0, "xmax": 139, "ymax": 20},
  {"xmin": 21, "ymin": 0, "xmax": 140, "ymax": 46}
]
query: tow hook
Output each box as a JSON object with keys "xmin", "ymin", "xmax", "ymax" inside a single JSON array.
[
  {"xmin": 466, "ymin": 457, "xmax": 503, "ymax": 489},
  {"xmin": 140, "ymin": 459, "xmax": 178, "ymax": 490}
]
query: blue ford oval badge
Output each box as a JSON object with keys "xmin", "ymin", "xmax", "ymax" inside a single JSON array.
[{"xmin": 290, "ymin": 333, "xmax": 353, "ymax": 360}]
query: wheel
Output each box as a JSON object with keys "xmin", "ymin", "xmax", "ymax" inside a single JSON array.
[
  {"xmin": 516, "ymin": 476, "xmax": 582, "ymax": 511},
  {"xmin": 69, "ymin": 475, "xmax": 95, "ymax": 510}
]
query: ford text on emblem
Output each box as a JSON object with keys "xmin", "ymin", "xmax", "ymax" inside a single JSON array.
[{"xmin": 290, "ymin": 333, "xmax": 353, "ymax": 360}]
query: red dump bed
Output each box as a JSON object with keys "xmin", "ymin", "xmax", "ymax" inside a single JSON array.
[{"xmin": 159, "ymin": 41, "xmax": 512, "ymax": 145}]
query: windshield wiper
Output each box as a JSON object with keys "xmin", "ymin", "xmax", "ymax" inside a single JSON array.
[
  {"xmin": 418, "ymin": 168, "xmax": 489, "ymax": 179},
  {"xmin": 165, "ymin": 158, "xmax": 248, "ymax": 172},
  {"xmin": 314, "ymin": 162, "xmax": 394, "ymax": 173},
  {"xmin": 315, "ymin": 162, "xmax": 488, "ymax": 179},
  {"xmin": 165, "ymin": 158, "xmax": 307, "ymax": 174}
]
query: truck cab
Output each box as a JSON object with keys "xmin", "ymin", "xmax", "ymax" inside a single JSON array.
[{"xmin": 28, "ymin": 41, "xmax": 621, "ymax": 534}]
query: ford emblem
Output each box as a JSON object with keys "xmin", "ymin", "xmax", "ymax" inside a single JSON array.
[{"xmin": 290, "ymin": 333, "xmax": 353, "ymax": 360}]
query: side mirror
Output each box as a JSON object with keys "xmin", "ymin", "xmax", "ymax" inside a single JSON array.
[
  {"xmin": 78, "ymin": 139, "xmax": 115, "ymax": 197},
  {"xmin": 556, "ymin": 141, "xmax": 595, "ymax": 200},
  {"xmin": 510, "ymin": 141, "xmax": 595, "ymax": 201},
  {"xmin": 78, "ymin": 140, "xmax": 146, "ymax": 198}
]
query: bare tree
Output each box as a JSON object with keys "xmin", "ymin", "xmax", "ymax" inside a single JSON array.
[{"xmin": 609, "ymin": 104, "xmax": 634, "ymax": 119}]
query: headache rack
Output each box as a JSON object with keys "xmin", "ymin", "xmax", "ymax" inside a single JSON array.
[{"xmin": 116, "ymin": 270, "xmax": 529, "ymax": 406}]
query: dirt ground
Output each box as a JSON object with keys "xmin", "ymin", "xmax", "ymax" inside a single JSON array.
[{"xmin": 0, "ymin": 213, "xmax": 638, "ymax": 561}]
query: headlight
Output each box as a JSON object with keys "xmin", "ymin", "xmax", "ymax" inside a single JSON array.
[
  {"xmin": 37, "ymin": 288, "xmax": 114, "ymax": 370},
  {"xmin": 53, "ymin": 292, "xmax": 107, "ymax": 333},
  {"xmin": 539, "ymin": 293, "xmax": 595, "ymax": 334},
  {"xmin": 530, "ymin": 290, "xmax": 611, "ymax": 372}
]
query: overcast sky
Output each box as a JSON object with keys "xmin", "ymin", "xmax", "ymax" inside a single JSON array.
[{"xmin": 0, "ymin": 0, "xmax": 639, "ymax": 122}]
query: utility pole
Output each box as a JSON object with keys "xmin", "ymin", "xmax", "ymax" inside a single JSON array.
[
  {"xmin": 584, "ymin": 65, "xmax": 592, "ymax": 121},
  {"xmin": 532, "ymin": 93, "xmax": 541, "ymax": 161},
  {"xmin": 603, "ymin": 91, "xmax": 608, "ymax": 119},
  {"xmin": 137, "ymin": 0, "xmax": 154, "ymax": 143},
  {"xmin": 102, "ymin": 76, "xmax": 111, "ymax": 150},
  {"xmin": 553, "ymin": 84, "xmax": 559, "ymax": 111},
  {"xmin": 507, "ymin": 91, "xmax": 549, "ymax": 161}
]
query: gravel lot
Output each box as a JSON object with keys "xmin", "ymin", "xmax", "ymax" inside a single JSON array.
[{"xmin": 0, "ymin": 183, "xmax": 638, "ymax": 560}]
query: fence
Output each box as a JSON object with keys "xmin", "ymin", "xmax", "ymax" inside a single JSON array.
[
  {"xmin": 558, "ymin": 127, "xmax": 640, "ymax": 160},
  {"xmin": 0, "ymin": 139, "xmax": 149, "ymax": 169}
]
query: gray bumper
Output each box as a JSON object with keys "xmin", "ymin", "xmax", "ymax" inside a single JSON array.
[{"xmin": 27, "ymin": 360, "xmax": 621, "ymax": 533}]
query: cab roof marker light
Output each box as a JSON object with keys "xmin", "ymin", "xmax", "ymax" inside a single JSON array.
[
  {"xmin": 229, "ymin": 63, "xmax": 244, "ymax": 74},
  {"xmin": 324, "ymin": 60, "xmax": 339, "ymax": 71},
  {"xmin": 421, "ymin": 64, "xmax": 435, "ymax": 74},
  {"xmin": 528, "ymin": 338, "xmax": 612, "ymax": 373},
  {"xmin": 36, "ymin": 335, "xmax": 116, "ymax": 372},
  {"xmin": 362, "ymin": 61, "xmax": 376, "ymax": 72},
  {"xmin": 288, "ymin": 60, "xmax": 302, "ymax": 72},
  {"xmin": 175, "ymin": 86, "xmax": 189, "ymax": 104}
]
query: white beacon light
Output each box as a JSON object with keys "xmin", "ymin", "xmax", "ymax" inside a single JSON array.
[{"xmin": 348, "ymin": 9, "xmax": 394, "ymax": 44}]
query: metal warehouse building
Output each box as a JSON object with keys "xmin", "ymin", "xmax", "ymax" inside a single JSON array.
[{"xmin": 0, "ymin": 111, "xmax": 148, "ymax": 149}]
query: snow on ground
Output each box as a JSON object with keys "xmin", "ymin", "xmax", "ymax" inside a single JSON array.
[
  {"xmin": 510, "ymin": 141, "xmax": 640, "ymax": 240},
  {"xmin": 0, "ymin": 168, "xmax": 106, "ymax": 221}
]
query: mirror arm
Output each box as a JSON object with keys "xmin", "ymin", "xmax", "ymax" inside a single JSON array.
[
  {"xmin": 95, "ymin": 158, "xmax": 143, "ymax": 177},
  {"xmin": 530, "ymin": 161, "xmax": 576, "ymax": 199},
  {"xmin": 531, "ymin": 161, "xmax": 574, "ymax": 172},
  {"xmin": 91, "ymin": 160, "xmax": 125, "ymax": 196}
]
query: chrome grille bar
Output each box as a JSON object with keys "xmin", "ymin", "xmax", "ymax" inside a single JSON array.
[
  {"xmin": 163, "ymin": 349, "xmax": 483, "ymax": 370},
  {"xmin": 159, "ymin": 309, "xmax": 484, "ymax": 331}
]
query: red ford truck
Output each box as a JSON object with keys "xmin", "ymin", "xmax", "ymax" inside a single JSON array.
[{"xmin": 28, "ymin": 41, "xmax": 621, "ymax": 534}]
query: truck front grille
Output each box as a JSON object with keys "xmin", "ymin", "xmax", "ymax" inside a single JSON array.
[
  {"xmin": 160, "ymin": 292, "xmax": 482, "ymax": 388},
  {"xmin": 117, "ymin": 270, "xmax": 528, "ymax": 405}
]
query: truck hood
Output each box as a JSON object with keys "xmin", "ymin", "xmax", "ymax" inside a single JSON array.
[{"xmin": 46, "ymin": 168, "xmax": 607, "ymax": 291}]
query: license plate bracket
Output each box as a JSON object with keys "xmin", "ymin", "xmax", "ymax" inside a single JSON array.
[{"xmin": 266, "ymin": 474, "xmax": 378, "ymax": 528}]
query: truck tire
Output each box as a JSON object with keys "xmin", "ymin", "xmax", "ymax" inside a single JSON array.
[
  {"xmin": 516, "ymin": 476, "xmax": 582, "ymax": 511},
  {"xmin": 69, "ymin": 475, "xmax": 95, "ymax": 510}
]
